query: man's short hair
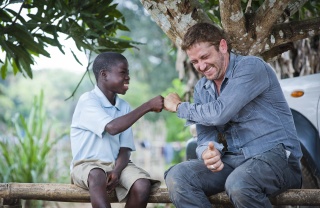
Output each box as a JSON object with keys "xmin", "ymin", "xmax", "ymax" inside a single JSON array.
[{"xmin": 181, "ymin": 23, "xmax": 231, "ymax": 52}]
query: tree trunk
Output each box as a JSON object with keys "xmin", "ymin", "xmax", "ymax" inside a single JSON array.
[{"xmin": 140, "ymin": 0, "xmax": 320, "ymax": 84}]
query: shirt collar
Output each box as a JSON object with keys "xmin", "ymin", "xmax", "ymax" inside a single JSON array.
[
  {"xmin": 93, "ymin": 85, "xmax": 121, "ymax": 110},
  {"xmin": 203, "ymin": 52, "xmax": 236, "ymax": 90},
  {"xmin": 225, "ymin": 52, "xmax": 237, "ymax": 79}
]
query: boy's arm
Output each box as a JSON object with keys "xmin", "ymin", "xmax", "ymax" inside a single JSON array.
[
  {"xmin": 105, "ymin": 95, "xmax": 163, "ymax": 135},
  {"xmin": 106, "ymin": 147, "xmax": 130, "ymax": 193}
]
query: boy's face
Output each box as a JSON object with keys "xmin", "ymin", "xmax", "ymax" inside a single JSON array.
[{"xmin": 104, "ymin": 61, "xmax": 130, "ymax": 95}]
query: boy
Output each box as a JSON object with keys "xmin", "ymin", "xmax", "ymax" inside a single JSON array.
[{"xmin": 70, "ymin": 52, "xmax": 163, "ymax": 208}]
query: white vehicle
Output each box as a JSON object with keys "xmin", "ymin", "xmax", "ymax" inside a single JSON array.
[{"xmin": 279, "ymin": 73, "xmax": 320, "ymax": 188}]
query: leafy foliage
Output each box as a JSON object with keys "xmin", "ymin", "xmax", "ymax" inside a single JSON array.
[
  {"xmin": 161, "ymin": 79, "xmax": 192, "ymax": 142},
  {"xmin": 0, "ymin": 0, "xmax": 140, "ymax": 79},
  {"xmin": 0, "ymin": 90, "xmax": 67, "ymax": 184}
]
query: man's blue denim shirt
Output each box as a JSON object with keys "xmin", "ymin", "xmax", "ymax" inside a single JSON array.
[{"xmin": 177, "ymin": 52, "xmax": 302, "ymax": 160}]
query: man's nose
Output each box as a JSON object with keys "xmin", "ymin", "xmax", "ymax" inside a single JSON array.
[{"xmin": 198, "ymin": 61, "xmax": 206, "ymax": 71}]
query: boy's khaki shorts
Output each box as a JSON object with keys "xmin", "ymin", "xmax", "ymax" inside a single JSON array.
[{"xmin": 71, "ymin": 159, "xmax": 161, "ymax": 202}]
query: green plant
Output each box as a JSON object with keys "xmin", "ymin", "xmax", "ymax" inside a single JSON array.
[
  {"xmin": 0, "ymin": 90, "xmax": 67, "ymax": 207},
  {"xmin": 162, "ymin": 79, "xmax": 192, "ymax": 143}
]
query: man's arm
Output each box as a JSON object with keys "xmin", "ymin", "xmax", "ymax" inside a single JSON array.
[
  {"xmin": 166, "ymin": 59, "xmax": 269, "ymax": 126},
  {"xmin": 106, "ymin": 95, "xmax": 163, "ymax": 135}
]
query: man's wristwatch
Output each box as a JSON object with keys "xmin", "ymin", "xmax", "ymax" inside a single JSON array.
[{"xmin": 176, "ymin": 102, "xmax": 181, "ymax": 112}]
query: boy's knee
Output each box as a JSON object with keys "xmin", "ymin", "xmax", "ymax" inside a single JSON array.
[
  {"xmin": 88, "ymin": 168, "xmax": 106, "ymax": 187},
  {"xmin": 131, "ymin": 179, "xmax": 151, "ymax": 197}
]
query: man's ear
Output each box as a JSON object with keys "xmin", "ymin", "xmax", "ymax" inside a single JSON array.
[{"xmin": 219, "ymin": 39, "xmax": 228, "ymax": 53}]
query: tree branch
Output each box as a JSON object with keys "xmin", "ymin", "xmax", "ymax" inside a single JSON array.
[
  {"xmin": 261, "ymin": 43, "xmax": 294, "ymax": 61},
  {"xmin": 254, "ymin": 0, "xmax": 291, "ymax": 40},
  {"xmin": 257, "ymin": 17, "xmax": 320, "ymax": 60},
  {"xmin": 219, "ymin": 0, "xmax": 247, "ymax": 39},
  {"xmin": 139, "ymin": 0, "xmax": 212, "ymax": 47},
  {"xmin": 278, "ymin": 0, "xmax": 309, "ymax": 23},
  {"xmin": 268, "ymin": 17, "xmax": 320, "ymax": 49},
  {"xmin": 245, "ymin": 0, "xmax": 253, "ymax": 13},
  {"xmin": 12, "ymin": 0, "xmax": 24, "ymax": 24}
]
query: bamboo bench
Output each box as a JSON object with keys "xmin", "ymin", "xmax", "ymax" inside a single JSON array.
[{"xmin": 1, "ymin": 183, "xmax": 320, "ymax": 207}]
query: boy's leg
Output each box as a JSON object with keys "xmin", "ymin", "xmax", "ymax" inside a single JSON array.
[
  {"xmin": 116, "ymin": 162, "xmax": 160, "ymax": 206},
  {"xmin": 225, "ymin": 144, "xmax": 302, "ymax": 208},
  {"xmin": 125, "ymin": 178, "xmax": 151, "ymax": 208},
  {"xmin": 88, "ymin": 168, "xmax": 111, "ymax": 208},
  {"xmin": 164, "ymin": 159, "xmax": 233, "ymax": 208}
]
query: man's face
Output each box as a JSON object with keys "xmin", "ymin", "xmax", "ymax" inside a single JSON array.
[{"xmin": 187, "ymin": 41, "xmax": 227, "ymax": 81}]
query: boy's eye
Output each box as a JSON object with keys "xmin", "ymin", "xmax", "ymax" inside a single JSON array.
[{"xmin": 120, "ymin": 71, "xmax": 129, "ymax": 75}]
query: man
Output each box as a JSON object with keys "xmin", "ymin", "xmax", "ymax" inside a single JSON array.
[
  {"xmin": 164, "ymin": 23, "xmax": 302, "ymax": 207},
  {"xmin": 70, "ymin": 52, "xmax": 163, "ymax": 208}
]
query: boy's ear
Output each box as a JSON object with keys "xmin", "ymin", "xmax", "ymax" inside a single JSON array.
[{"xmin": 100, "ymin": 70, "xmax": 108, "ymax": 79}]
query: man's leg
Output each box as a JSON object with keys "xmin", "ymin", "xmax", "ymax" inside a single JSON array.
[
  {"xmin": 165, "ymin": 159, "xmax": 233, "ymax": 208},
  {"xmin": 125, "ymin": 178, "xmax": 151, "ymax": 208},
  {"xmin": 225, "ymin": 144, "xmax": 302, "ymax": 208},
  {"xmin": 88, "ymin": 168, "xmax": 111, "ymax": 208}
]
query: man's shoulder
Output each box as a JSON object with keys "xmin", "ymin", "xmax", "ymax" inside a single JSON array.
[
  {"xmin": 232, "ymin": 54, "xmax": 269, "ymax": 75},
  {"xmin": 235, "ymin": 54, "xmax": 264, "ymax": 65}
]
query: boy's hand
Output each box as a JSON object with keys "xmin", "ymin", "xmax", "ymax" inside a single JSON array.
[
  {"xmin": 148, "ymin": 95, "xmax": 164, "ymax": 112},
  {"xmin": 106, "ymin": 170, "xmax": 120, "ymax": 193},
  {"xmin": 202, "ymin": 142, "xmax": 224, "ymax": 172},
  {"xmin": 164, "ymin": 93, "xmax": 181, "ymax": 112}
]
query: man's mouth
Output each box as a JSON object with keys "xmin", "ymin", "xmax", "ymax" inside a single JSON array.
[
  {"xmin": 124, "ymin": 84, "xmax": 129, "ymax": 88},
  {"xmin": 204, "ymin": 66, "xmax": 214, "ymax": 75}
]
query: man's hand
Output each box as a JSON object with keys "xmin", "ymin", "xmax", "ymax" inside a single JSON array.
[
  {"xmin": 164, "ymin": 93, "xmax": 181, "ymax": 112},
  {"xmin": 202, "ymin": 142, "xmax": 224, "ymax": 172}
]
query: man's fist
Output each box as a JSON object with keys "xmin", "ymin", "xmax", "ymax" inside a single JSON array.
[
  {"xmin": 202, "ymin": 142, "xmax": 224, "ymax": 172},
  {"xmin": 164, "ymin": 93, "xmax": 181, "ymax": 112}
]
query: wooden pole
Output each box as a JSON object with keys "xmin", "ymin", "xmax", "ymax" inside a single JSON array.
[{"xmin": 1, "ymin": 183, "xmax": 320, "ymax": 205}]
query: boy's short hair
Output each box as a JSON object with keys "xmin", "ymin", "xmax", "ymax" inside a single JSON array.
[
  {"xmin": 181, "ymin": 23, "xmax": 231, "ymax": 52},
  {"xmin": 92, "ymin": 52, "xmax": 127, "ymax": 81}
]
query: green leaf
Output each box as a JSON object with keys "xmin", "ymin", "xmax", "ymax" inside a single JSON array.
[
  {"xmin": 6, "ymin": 24, "xmax": 50, "ymax": 57},
  {"xmin": 26, "ymin": 13, "xmax": 46, "ymax": 23},
  {"xmin": 5, "ymin": 8, "xmax": 27, "ymax": 24},
  {"xmin": 11, "ymin": 59, "xmax": 20, "ymax": 75},
  {"xmin": 6, "ymin": 42, "xmax": 34, "ymax": 65},
  {"xmin": 0, "ymin": 9, "xmax": 12, "ymax": 22},
  {"xmin": 1, "ymin": 57, "xmax": 8, "ymax": 79},
  {"xmin": 70, "ymin": 49, "xmax": 83, "ymax": 66}
]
